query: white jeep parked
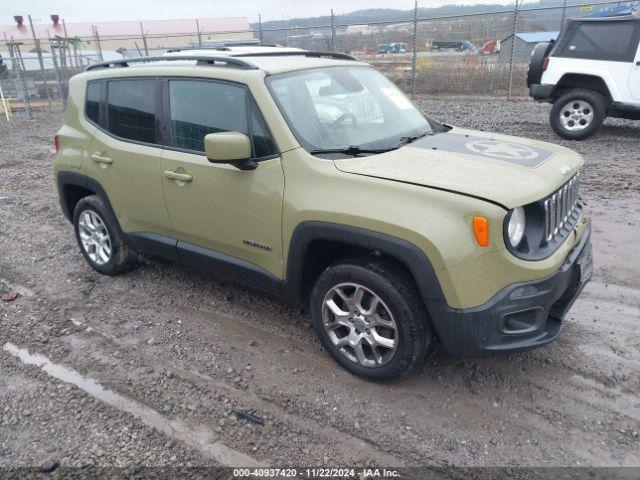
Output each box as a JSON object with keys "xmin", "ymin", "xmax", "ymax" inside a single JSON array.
[{"xmin": 528, "ymin": 16, "xmax": 640, "ymax": 140}]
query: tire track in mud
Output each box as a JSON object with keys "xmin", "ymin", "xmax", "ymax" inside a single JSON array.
[{"xmin": 38, "ymin": 308, "xmax": 414, "ymax": 467}]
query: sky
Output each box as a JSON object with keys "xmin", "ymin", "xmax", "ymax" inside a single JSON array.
[{"xmin": 4, "ymin": 0, "xmax": 513, "ymax": 24}]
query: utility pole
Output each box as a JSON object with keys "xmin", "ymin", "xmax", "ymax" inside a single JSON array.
[
  {"xmin": 196, "ymin": 19, "xmax": 202, "ymax": 47},
  {"xmin": 8, "ymin": 37, "xmax": 32, "ymax": 118},
  {"xmin": 28, "ymin": 15, "xmax": 52, "ymax": 109},
  {"xmin": 411, "ymin": 0, "xmax": 419, "ymax": 98},
  {"xmin": 91, "ymin": 25, "xmax": 103, "ymax": 62},
  {"xmin": 330, "ymin": 9, "xmax": 336, "ymax": 52},
  {"xmin": 62, "ymin": 18, "xmax": 78, "ymax": 69},
  {"xmin": 560, "ymin": 0, "xmax": 568, "ymax": 31},
  {"xmin": 48, "ymin": 30, "xmax": 65, "ymax": 104},
  {"xmin": 507, "ymin": 0, "xmax": 520, "ymax": 101},
  {"xmin": 140, "ymin": 22, "xmax": 149, "ymax": 56},
  {"xmin": 258, "ymin": 14, "xmax": 264, "ymax": 45}
]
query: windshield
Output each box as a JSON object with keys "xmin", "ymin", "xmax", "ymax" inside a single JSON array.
[{"xmin": 267, "ymin": 66, "xmax": 434, "ymax": 154}]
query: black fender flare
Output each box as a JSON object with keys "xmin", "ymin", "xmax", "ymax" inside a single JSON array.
[
  {"xmin": 56, "ymin": 171, "xmax": 119, "ymax": 227},
  {"xmin": 284, "ymin": 221, "xmax": 447, "ymax": 310}
]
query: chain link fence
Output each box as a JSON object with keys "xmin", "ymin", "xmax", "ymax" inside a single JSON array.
[{"xmin": 0, "ymin": 0, "xmax": 635, "ymax": 122}]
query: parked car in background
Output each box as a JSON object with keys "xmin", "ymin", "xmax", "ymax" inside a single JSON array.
[
  {"xmin": 528, "ymin": 16, "xmax": 640, "ymax": 139},
  {"xmin": 377, "ymin": 42, "xmax": 408, "ymax": 54}
]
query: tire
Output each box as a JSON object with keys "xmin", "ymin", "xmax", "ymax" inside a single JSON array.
[
  {"xmin": 73, "ymin": 195, "xmax": 137, "ymax": 275},
  {"xmin": 550, "ymin": 89, "xmax": 608, "ymax": 140},
  {"xmin": 310, "ymin": 258, "xmax": 431, "ymax": 381},
  {"xmin": 526, "ymin": 41, "xmax": 553, "ymax": 87}
]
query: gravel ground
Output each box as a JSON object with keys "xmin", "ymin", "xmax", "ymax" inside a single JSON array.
[{"xmin": 1, "ymin": 97, "xmax": 639, "ymax": 475}]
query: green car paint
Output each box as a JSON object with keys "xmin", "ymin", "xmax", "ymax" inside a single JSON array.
[{"xmin": 54, "ymin": 55, "xmax": 589, "ymax": 330}]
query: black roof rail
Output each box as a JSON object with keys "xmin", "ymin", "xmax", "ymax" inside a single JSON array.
[
  {"xmin": 166, "ymin": 44, "xmax": 281, "ymax": 53},
  {"xmin": 232, "ymin": 51, "xmax": 358, "ymax": 61},
  {"xmin": 85, "ymin": 55, "xmax": 258, "ymax": 71}
]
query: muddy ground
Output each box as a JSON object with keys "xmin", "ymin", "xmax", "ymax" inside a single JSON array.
[{"xmin": 1, "ymin": 98, "xmax": 639, "ymax": 475}]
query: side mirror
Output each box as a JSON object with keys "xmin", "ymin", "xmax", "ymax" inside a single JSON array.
[{"xmin": 204, "ymin": 131, "xmax": 256, "ymax": 170}]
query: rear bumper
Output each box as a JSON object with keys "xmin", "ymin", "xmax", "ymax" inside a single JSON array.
[
  {"xmin": 428, "ymin": 220, "xmax": 592, "ymax": 358},
  {"xmin": 529, "ymin": 83, "xmax": 555, "ymax": 101}
]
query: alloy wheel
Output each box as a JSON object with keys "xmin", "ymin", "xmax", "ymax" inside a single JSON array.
[
  {"xmin": 322, "ymin": 282, "xmax": 398, "ymax": 368},
  {"xmin": 78, "ymin": 210, "xmax": 112, "ymax": 266}
]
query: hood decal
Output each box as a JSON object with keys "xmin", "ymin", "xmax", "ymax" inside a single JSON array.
[{"xmin": 409, "ymin": 133, "xmax": 554, "ymax": 168}]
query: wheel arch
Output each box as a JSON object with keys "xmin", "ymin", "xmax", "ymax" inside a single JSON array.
[
  {"xmin": 552, "ymin": 73, "xmax": 614, "ymax": 102},
  {"xmin": 284, "ymin": 222, "xmax": 446, "ymax": 311},
  {"xmin": 57, "ymin": 171, "xmax": 119, "ymax": 228}
]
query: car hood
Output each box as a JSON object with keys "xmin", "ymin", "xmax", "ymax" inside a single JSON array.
[{"xmin": 333, "ymin": 127, "xmax": 584, "ymax": 209}]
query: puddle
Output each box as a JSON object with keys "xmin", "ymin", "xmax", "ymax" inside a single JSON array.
[{"xmin": 2, "ymin": 342, "xmax": 265, "ymax": 467}]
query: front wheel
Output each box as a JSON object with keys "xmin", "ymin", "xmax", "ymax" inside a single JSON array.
[
  {"xmin": 310, "ymin": 259, "xmax": 431, "ymax": 381},
  {"xmin": 550, "ymin": 89, "xmax": 608, "ymax": 140}
]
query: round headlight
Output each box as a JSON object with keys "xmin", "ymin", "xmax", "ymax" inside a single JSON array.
[{"xmin": 507, "ymin": 207, "xmax": 526, "ymax": 247}]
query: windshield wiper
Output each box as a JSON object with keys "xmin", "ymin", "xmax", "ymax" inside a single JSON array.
[
  {"xmin": 309, "ymin": 145, "xmax": 396, "ymax": 156},
  {"xmin": 309, "ymin": 130, "xmax": 436, "ymax": 157},
  {"xmin": 395, "ymin": 130, "xmax": 433, "ymax": 147}
]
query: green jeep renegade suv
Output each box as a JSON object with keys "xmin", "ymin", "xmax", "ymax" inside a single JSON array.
[{"xmin": 54, "ymin": 48, "xmax": 592, "ymax": 380}]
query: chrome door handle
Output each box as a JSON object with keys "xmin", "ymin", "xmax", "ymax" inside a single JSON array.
[
  {"xmin": 163, "ymin": 170, "xmax": 193, "ymax": 182},
  {"xmin": 91, "ymin": 153, "xmax": 113, "ymax": 165}
]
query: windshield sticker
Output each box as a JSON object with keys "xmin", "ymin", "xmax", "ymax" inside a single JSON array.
[{"xmin": 380, "ymin": 88, "xmax": 413, "ymax": 110}]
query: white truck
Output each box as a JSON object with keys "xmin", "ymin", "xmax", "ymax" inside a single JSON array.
[{"xmin": 528, "ymin": 16, "xmax": 640, "ymax": 139}]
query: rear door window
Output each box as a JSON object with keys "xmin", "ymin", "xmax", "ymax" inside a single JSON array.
[
  {"xmin": 106, "ymin": 79, "xmax": 158, "ymax": 144},
  {"xmin": 556, "ymin": 21, "xmax": 640, "ymax": 62}
]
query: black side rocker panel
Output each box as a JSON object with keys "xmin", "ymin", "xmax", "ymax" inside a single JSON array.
[{"xmin": 125, "ymin": 233, "xmax": 283, "ymax": 297}]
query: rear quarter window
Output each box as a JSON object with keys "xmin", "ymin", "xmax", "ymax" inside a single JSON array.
[
  {"xmin": 556, "ymin": 21, "xmax": 640, "ymax": 62},
  {"xmin": 85, "ymin": 82, "xmax": 101, "ymax": 124}
]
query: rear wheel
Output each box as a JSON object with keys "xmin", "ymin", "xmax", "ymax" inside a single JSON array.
[
  {"xmin": 550, "ymin": 89, "xmax": 608, "ymax": 140},
  {"xmin": 310, "ymin": 259, "xmax": 430, "ymax": 381},
  {"xmin": 73, "ymin": 195, "xmax": 137, "ymax": 275}
]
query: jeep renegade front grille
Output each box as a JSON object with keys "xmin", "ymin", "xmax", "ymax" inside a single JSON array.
[{"xmin": 543, "ymin": 174, "xmax": 581, "ymax": 242}]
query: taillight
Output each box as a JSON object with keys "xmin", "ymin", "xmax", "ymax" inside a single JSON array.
[
  {"xmin": 541, "ymin": 57, "xmax": 549, "ymax": 71},
  {"xmin": 54, "ymin": 135, "xmax": 60, "ymax": 153}
]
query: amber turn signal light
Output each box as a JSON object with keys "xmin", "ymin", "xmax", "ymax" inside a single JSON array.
[{"xmin": 473, "ymin": 216, "xmax": 490, "ymax": 247}]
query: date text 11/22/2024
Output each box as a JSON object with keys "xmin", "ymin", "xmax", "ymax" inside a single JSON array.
[{"xmin": 233, "ymin": 468, "xmax": 401, "ymax": 478}]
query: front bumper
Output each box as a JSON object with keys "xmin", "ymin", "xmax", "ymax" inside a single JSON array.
[
  {"xmin": 428, "ymin": 220, "xmax": 592, "ymax": 358},
  {"xmin": 529, "ymin": 83, "xmax": 555, "ymax": 101}
]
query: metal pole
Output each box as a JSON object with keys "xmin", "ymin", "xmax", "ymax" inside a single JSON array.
[
  {"xmin": 330, "ymin": 9, "xmax": 336, "ymax": 52},
  {"xmin": 10, "ymin": 38, "xmax": 32, "ymax": 119},
  {"xmin": 560, "ymin": 0, "xmax": 568, "ymax": 30},
  {"xmin": 92, "ymin": 26, "xmax": 103, "ymax": 62},
  {"xmin": 48, "ymin": 32, "xmax": 65, "ymax": 104},
  {"xmin": 62, "ymin": 19, "xmax": 77, "ymax": 69},
  {"xmin": 507, "ymin": 0, "xmax": 520, "ymax": 101},
  {"xmin": 28, "ymin": 15, "xmax": 52, "ymax": 109},
  {"xmin": 140, "ymin": 22, "xmax": 149, "ymax": 56},
  {"xmin": 411, "ymin": 0, "xmax": 419, "ymax": 98},
  {"xmin": 258, "ymin": 14, "xmax": 264, "ymax": 45},
  {"xmin": 196, "ymin": 19, "xmax": 202, "ymax": 47}
]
